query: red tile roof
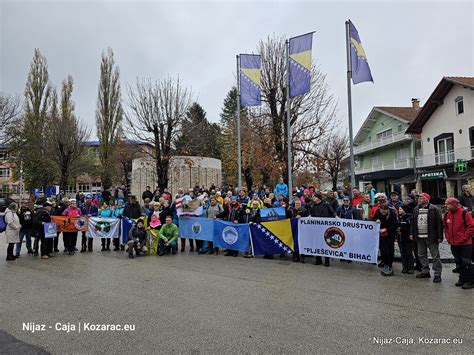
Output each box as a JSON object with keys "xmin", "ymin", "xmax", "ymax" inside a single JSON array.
[
  {"xmin": 375, "ymin": 107, "xmax": 421, "ymax": 122},
  {"xmin": 445, "ymin": 76, "xmax": 474, "ymax": 88}
]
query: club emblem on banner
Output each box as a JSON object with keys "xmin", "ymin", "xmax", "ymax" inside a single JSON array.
[
  {"xmin": 94, "ymin": 220, "xmax": 111, "ymax": 233},
  {"xmin": 192, "ymin": 222, "xmax": 202, "ymax": 235},
  {"xmin": 324, "ymin": 227, "xmax": 345, "ymax": 249},
  {"xmin": 74, "ymin": 217, "xmax": 87, "ymax": 231},
  {"xmin": 222, "ymin": 226, "xmax": 238, "ymax": 245}
]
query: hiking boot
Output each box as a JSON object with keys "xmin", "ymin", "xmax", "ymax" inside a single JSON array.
[
  {"xmin": 68, "ymin": 251, "xmax": 75, "ymax": 255},
  {"xmin": 48, "ymin": 253, "xmax": 55, "ymax": 257},
  {"xmin": 314, "ymin": 257, "xmax": 323, "ymax": 265},
  {"xmin": 41, "ymin": 255, "xmax": 49, "ymax": 260},
  {"xmin": 381, "ymin": 266, "xmax": 394, "ymax": 276},
  {"xmin": 416, "ymin": 272, "xmax": 430, "ymax": 279},
  {"xmin": 401, "ymin": 268, "xmax": 407, "ymax": 274},
  {"xmin": 27, "ymin": 250, "xmax": 34, "ymax": 254},
  {"xmin": 452, "ymin": 267, "xmax": 460, "ymax": 274},
  {"xmin": 171, "ymin": 249, "xmax": 177, "ymax": 255},
  {"xmin": 80, "ymin": 247, "xmax": 86, "ymax": 253},
  {"xmin": 180, "ymin": 246, "xmax": 185, "ymax": 252},
  {"xmin": 324, "ymin": 258, "xmax": 330, "ymax": 267},
  {"xmin": 300, "ymin": 255, "xmax": 306, "ymax": 264},
  {"xmin": 378, "ymin": 261, "xmax": 384, "ymax": 268},
  {"xmin": 6, "ymin": 256, "xmax": 16, "ymax": 261},
  {"xmin": 158, "ymin": 251, "xmax": 165, "ymax": 256},
  {"xmin": 462, "ymin": 282, "xmax": 474, "ymax": 289},
  {"xmin": 129, "ymin": 253, "xmax": 134, "ymax": 259},
  {"xmin": 433, "ymin": 276, "xmax": 442, "ymax": 283},
  {"xmin": 406, "ymin": 269, "xmax": 415, "ymax": 274},
  {"xmin": 244, "ymin": 253, "xmax": 254, "ymax": 258}
]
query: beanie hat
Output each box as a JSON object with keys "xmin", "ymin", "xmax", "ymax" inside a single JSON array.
[
  {"xmin": 419, "ymin": 193, "xmax": 430, "ymax": 201},
  {"xmin": 407, "ymin": 194, "xmax": 416, "ymax": 202},
  {"xmin": 445, "ymin": 197, "xmax": 460, "ymax": 206}
]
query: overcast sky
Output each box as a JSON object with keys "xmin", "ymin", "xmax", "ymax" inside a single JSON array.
[{"xmin": 1, "ymin": 0, "xmax": 473, "ymax": 139}]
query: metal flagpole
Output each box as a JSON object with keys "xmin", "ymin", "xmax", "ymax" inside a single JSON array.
[
  {"xmin": 236, "ymin": 55, "xmax": 242, "ymax": 190},
  {"xmin": 286, "ymin": 40, "xmax": 293, "ymax": 201},
  {"xmin": 345, "ymin": 20, "xmax": 356, "ymax": 193}
]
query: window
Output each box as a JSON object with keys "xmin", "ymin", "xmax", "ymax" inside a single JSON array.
[
  {"xmin": 91, "ymin": 182, "xmax": 102, "ymax": 194},
  {"xmin": 12, "ymin": 185, "xmax": 19, "ymax": 194},
  {"xmin": 0, "ymin": 152, "xmax": 8, "ymax": 160},
  {"xmin": 0, "ymin": 168, "xmax": 10, "ymax": 177},
  {"xmin": 66, "ymin": 185, "xmax": 75, "ymax": 194},
  {"xmin": 78, "ymin": 183, "xmax": 90, "ymax": 193},
  {"xmin": 371, "ymin": 155, "xmax": 380, "ymax": 165},
  {"xmin": 455, "ymin": 96, "xmax": 464, "ymax": 115},
  {"xmin": 396, "ymin": 147, "xmax": 409, "ymax": 160},
  {"xmin": 434, "ymin": 133, "xmax": 454, "ymax": 165},
  {"xmin": 376, "ymin": 129, "xmax": 392, "ymax": 140}
]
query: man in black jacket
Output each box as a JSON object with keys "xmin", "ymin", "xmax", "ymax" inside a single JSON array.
[
  {"xmin": 33, "ymin": 201, "xmax": 54, "ymax": 259},
  {"xmin": 16, "ymin": 204, "xmax": 34, "ymax": 256},
  {"xmin": 142, "ymin": 186, "xmax": 153, "ymax": 203},
  {"xmin": 123, "ymin": 195, "xmax": 144, "ymax": 219},
  {"xmin": 288, "ymin": 198, "xmax": 309, "ymax": 263},
  {"xmin": 410, "ymin": 193, "xmax": 443, "ymax": 283},
  {"xmin": 311, "ymin": 193, "xmax": 335, "ymax": 267}
]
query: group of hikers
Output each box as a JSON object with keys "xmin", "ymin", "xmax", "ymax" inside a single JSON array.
[{"xmin": 3, "ymin": 179, "xmax": 474, "ymax": 289}]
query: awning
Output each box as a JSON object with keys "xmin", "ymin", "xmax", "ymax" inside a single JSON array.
[
  {"xmin": 447, "ymin": 169, "xmax": 474, "ymax": 180},
  {"xmin": 390, "ymin": 174, "xmax": 417, "ymax": 185}
]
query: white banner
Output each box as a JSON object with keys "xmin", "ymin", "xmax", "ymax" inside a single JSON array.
[
  {"xmin": 86, "ymin": 217, "xmax": 120, "ymax": 239},
  {"xmin": 298, "ymin": 217, "xmax": 380, "ymax": 264}
]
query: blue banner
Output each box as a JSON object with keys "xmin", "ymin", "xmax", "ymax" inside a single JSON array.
[
  {"xmin": 259, "ymin": 207, "xmax": 286, "ymax": 221},
  {"xmin": 44, "ymin": 223, "xmax": 57, "ymax": 239},
  {"xmin": 213, "ymin": 220, "xmax": 249, "ymax": 252},
  {"xmin": 178, "ymin": 217, "xmax": 214, "ymax": 242}
]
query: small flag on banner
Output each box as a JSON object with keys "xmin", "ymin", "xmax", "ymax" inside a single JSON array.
[
  {"xmin": 289, "ymin": 32, "xmax": 314, "ymax": 97},
  {"xmin": 240, "ymin": 54, "xmax": 261, "ymax": 107},
  {"xmin": 250, "ymin": 219, "xmax": 294, "ymax": 255},
  {"xmin": 348, "ymin": 20, "xmax": 373, "ymax": 84}
]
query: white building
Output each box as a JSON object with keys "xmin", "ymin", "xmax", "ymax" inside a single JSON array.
[
  {"xmin": 131, "ymin": 155, "xmax": 222, "ymax": 198},
  {"xmin": 407, "ymin": 76, "xmax": 474, "ymax": 202}
]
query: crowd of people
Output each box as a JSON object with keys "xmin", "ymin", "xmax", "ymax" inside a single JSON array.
[{"xmin": 3, "ymin": 180, "xmax": 474, "ymax": 289}]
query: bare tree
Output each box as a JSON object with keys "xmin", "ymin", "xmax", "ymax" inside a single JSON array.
[
  {"xmin": 47, "ymin": 76, "xmax": 90, "ymax": 190},
  {"xmin": 315, "ymin": 132, "xmax": 349, "ymax": 191},
  {"xmin": 254, "ymin": 35, "xmax": 338, "ymax": 183},
  {"xmin": 126, "ymin": 77, "xmax": 192, "ymax": 190},
  {"xmin": 0, "ymin": 93, "xmax": 22, "ymax": 144},
  {"xmin": 114, "ymin": 133, "xmax": 144, "ymax": 188},
  {"xmin": 96, "ymin": 48, "xmax": 123, "ymax": 190}
]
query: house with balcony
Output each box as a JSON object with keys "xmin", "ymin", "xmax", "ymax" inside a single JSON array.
[
  {"xmin": 354, "ymin": 100, "xmax": 421, "ymax": 194},
  {"xmin": 406, "ymin": 76, "xmax": 474, "ymax": 203}
]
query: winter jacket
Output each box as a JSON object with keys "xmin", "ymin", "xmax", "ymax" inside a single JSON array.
[
  {"xmin": 335, "ymin": 205, "xmax": 361, "ymax": 220},
  {"xmin": 443, "ymin": 207, "xmax": 474, "ymax": 245},
  {"xmin": 206, "ymin": 203, "xmax": 224, "ymax": 219},
  {"xmin": 18, "ymin": 208, "xmax": 33, "ymax": 229},
  {"xmin": 410, "ymin": 204, "xmax": 443, "ymax": 243},
  {"xmin": 158, "ymin": 223, "xmax": 179, "ymax": 244},
  {"xmin": 128, "ymin": 226, "xmax": 147, "ymax": 244},
  {"xmin": 113, "ymin": 206, "xmax": 125, "ymax": 218},
  {"xmin": 98, "ymin": 208, "xmax": 113, "ymax": 218},
  {"xmin": 310, "ymin": 201, "xmax": 335, "ymax": 218},
  {"xmin": 324, "ymin": 198, "xmax": 340, "ymax": 213},
  {"xmin": 80, "ymin": 203, "xmax": 98, "ymax": 217},
  {"xmin": 4, "ymin": 209, "xmax": 21, "ymax": 243},
  {"xmin": 217, "ymin": 201, "xmax": 243, "ymax": 223},
  {"xmin": 398, "ymin": 203, "xmax": 415, "ymax": 235},
  {"xmin": 62, "ymin": 207, "xmax": 82, "ymax": 218},
  {"xmin": 142, "ymin": 190, "xmax": 153, "ymax": 201},
  {"xmin": 124, "ymin": 202, "xmax": 143, "ymax": 219},
  {"xmin": 286, "ymin": 206, "xmax": 309, "ymax": 218},
  {"xmin": 458, "ymin": 193, "xmax": 473, "ymax": 212},
  {"xmin": 159, "ymin": 206, "xmax": 171, "ymax": 225},
  {"xmin": 274, "ymin": 183, "xmax": 288, "ymax": 197},
  {"xmin": 373, "ymin": 208, "xmax": 398, "ymax": 238},
  {"xmin": 33, "ymin": 208, "xmax": 51, "ymax": 239}
]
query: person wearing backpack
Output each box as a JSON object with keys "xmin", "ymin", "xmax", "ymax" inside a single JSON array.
[
  {"xmin": 443, "ymin": 198, "xmax": 474, "ymax": 289},
  {"xmin": 4, "ymin": 202, "xmax": 21, "ymax": 261}
]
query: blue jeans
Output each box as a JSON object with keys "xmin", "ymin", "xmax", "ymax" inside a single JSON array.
[
  {"xmin": 159, "ymin": 239, "xmax": 177, "ymax": 252},
  {"xmin": 16, "ymin": 227, "xmax": 33, "ymax": 254}
]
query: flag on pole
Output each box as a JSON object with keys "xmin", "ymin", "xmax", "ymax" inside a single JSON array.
[
  {"xmin": 289, "ymin": 32, "xmax": 313, "ymax": 97},
  {"xmin": 348, "ymin": 20, "xmax": 373, "ymax": 84},
  {"xmin": 239, "ymin": 54, "xmax": 261, "ymax": 107}
]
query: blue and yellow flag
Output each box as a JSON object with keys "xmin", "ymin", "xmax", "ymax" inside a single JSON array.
[
  {"xmin": 250, "ymin": 219, "xmax": 294, "ymax": 255},
  {"xmin": 349, "ymin": 20, "xmax": 373, "ymax": 84},
  {"xmin": 289, "ymin": 32, "xmax": 313, "ymax": 97},
  {"xmin": 239, "ymin": 54, "xmax": 261, "ymax": 107}
]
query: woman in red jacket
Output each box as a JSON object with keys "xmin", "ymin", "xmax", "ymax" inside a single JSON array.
[{"xmin": 443, "ymin": 197, "xmax": 474, "ymax": 289}]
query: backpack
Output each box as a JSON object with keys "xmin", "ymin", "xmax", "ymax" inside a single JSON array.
[{"xmin": 0, "ymin": 214, "xmax": 6, "ymax": 233}]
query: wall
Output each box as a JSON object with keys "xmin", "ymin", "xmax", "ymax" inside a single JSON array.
[
  {"xmin": 420, "ymin": 85, "xmax": 474, "ymax": 158},
  {"xmin": 131, "ymin": 156, "xmax": 222, "ymax": 199}
]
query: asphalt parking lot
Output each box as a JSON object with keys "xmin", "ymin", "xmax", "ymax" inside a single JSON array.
[{"xmin": 0, "ymin": 244, "xmax": 472, "ymax": 354}]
